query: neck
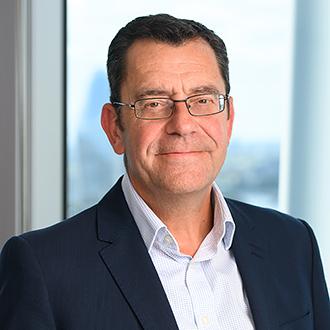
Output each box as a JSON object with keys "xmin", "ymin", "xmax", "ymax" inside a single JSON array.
[{"xmin": 133, "ymin": 182, "xmax": 214, "ymax": 256}]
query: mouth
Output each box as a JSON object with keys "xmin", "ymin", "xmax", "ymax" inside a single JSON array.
[{"xmin": 156, "ymin": 151, "xmax": 203, "ymax": 156}]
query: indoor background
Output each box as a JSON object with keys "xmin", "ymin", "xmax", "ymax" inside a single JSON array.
[{"xmin": 1, "ymin": 0, "xmax": 329, "ymax": 283}]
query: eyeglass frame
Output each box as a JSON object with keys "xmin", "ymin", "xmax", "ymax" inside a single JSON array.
[{"xmin": 112, "ymin": 93, "xmax": 229, "ymax": 120}]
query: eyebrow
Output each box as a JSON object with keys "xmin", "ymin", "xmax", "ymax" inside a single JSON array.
[
  {"xmin": 189, "ymin": 85, "xmax": 221, "ymax": 95},
  {"xmin": 135, "ymin": 89, "xmax": 169, "ymax": 99},
  {"xmin": 134, "ymin": 85, "xmax": 223, "ymax": 100}
]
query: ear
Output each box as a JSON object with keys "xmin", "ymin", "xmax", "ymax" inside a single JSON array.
[
  {"xmin": 226, "ymin": 96, "xmax": 235, "ymax": 142},
  {"xmin": 101, "ymin": 103, "xmax": 125, "ymax": 154}
]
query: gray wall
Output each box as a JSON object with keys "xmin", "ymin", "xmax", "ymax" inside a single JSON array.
[
  {"xmin": 287, "ymin": 0, "xmax": 330, "ymax": 281},
  {"xmin": 0, "ymin": 0, "xmax": 21, "ymax": 247},
  {"xmin": 0, "ymin": 0, "xmax": 64, "ymax": 247}
]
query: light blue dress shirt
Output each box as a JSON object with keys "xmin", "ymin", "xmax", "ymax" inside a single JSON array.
[{"xmin": 122, "ymin": 174, "xmax": 255, "ymax": 330}]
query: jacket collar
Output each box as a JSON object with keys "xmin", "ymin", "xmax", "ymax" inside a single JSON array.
[
  {"xmin": 96, "ymin": 179, "xmax": 273, "ymax": 330},
  {"xmin": 227, "ymin": 199, "xmax": 273, "ymax": 330}
]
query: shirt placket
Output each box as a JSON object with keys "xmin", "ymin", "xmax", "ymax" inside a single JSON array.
[{"xmin": 185, "ymin": 260, "xmax": 219, "ymax": 329}]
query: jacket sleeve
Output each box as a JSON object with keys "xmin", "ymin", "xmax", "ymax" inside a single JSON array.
[
  {"xmin": 0, "ymin": 236, "xmax": 56, "ymax": 330},
  {"xmin": 301, "ymin": 220, "xmax": 330, "ymax": 329}
]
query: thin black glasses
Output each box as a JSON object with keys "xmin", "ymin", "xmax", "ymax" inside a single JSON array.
[{"xmin": 112, "ymin": 93, "xmax": 228, "ymax": 120}]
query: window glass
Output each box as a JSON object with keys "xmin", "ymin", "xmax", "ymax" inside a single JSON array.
[{"xmin": 66, "ymin": 0, "xmax": 294, "ymax": 217}]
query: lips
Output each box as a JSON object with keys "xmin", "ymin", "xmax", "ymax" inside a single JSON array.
[
  {"xmin": 157, "ymin": 151, "xmax": 202, "ymax": 155},
  {"xmin": 153, "ymin": 139, "xmax": 215, "ymax": 155}
]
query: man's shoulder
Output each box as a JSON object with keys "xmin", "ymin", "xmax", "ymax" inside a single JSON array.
[
  {"xmin": 3, "ymin": 178, "xmax": 128, "ymax": 258},
  {"xmin": 3, "ymin": 205, "xmax": 100, "ymax": 260},
  {"xmin": 15, "ymin": 178, "xmax": 126, "ymax": 248},
  {"xmin": 225, "ymin": 198, "xmax": 311, "ymax": 239},
  {"xmin": 0, "ymin": 205, "xmax": 104, "ymax": 279},
  {"xmin": 225, "ymin": 198, "xmax": 318, "ymax": 268}
]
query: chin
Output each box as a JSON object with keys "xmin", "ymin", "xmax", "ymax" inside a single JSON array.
[{"xmin": 154, "ymin": 171, "xmax": 215, "ymax": 195}]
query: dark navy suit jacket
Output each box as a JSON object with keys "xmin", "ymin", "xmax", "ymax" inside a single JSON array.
[{"xmin": 0, "ymin": 178, "xmax": 329, "ymax": 329}]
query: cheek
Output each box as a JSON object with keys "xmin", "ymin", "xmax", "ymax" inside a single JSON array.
[
  {"xmin": 124, "ymin": 123, "xmax": 161, "ymax": 162},
  {"xmin": 218, "ymin": 126, "xmax": 230, "ymax": 146},
  {"xmin": 137, "ymin": 122, "xmax": 164, "ymax": 151},
  {"xmin": 203, "ymin": 119, "xmax": 230, "ymax": 148},
  {"xmin": 208, "ymin": 123, "xmax": 230, "ymax": 171}
]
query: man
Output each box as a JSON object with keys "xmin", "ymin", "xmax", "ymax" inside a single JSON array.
[{"xmin": 0, "ymin": 14, "xmax": 329, "ymax": 330}]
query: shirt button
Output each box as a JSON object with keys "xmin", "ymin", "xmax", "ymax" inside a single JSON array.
[
  {"xmin": 201, "ymin": 315, "xmax": 209, "ymax": 325},
  {"xmin": 189, "ymin": 261, "xmax": 198, "ymax": 269},
  {"xmin": 164, "ymin": 235, "xmax": 172, "ymax": 245}
]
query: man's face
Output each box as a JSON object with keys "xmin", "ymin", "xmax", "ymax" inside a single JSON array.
[{"xmin": 102, "ymin": 38, "xmax": 234, "ymax": 199}]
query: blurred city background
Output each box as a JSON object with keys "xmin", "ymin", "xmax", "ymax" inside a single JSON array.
[
  {"xmin": 1, "ymin": 0, "xmax": 328, "ymax": 284},
  {"xmin": 66, "ymin": 0, "xmax": 292, "ymax": 216}
]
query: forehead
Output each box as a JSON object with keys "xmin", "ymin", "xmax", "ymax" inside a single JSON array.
[{"xmin": 122, "ymin": 38, "xmax": 224, "ymax": 97}]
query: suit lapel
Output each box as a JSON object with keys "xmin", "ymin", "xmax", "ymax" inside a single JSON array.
[
  {"xmin": 227, "ymin": 200, "xmax": 274, "ymax": 330},
  {"xmin": 95, "ymin": 181, "xmax": 276, "ymax": 329},
  {"xmin": 96, "ymin": 179, "xmax": 179, "ymax": 330}
]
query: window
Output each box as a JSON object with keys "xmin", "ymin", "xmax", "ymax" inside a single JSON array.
[{"xmin": 66, "ymin": 0, "xmax": 294, "ymax": 217}]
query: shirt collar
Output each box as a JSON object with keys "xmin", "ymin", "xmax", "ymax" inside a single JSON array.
[
  {"xmin": 212, "ymin": 183, "xmax": 236, "ymax": 250},
  {"xmin": 122, "ymin": 174, "xmax": 165, "ymax": 251},
  {"xmin": 121, "ymin": 173, "xmax": 236, "ymax": 253}
]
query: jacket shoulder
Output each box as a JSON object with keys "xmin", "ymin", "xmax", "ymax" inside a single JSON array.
[
  {"xmin": 20, "ymin": 205, "xmax": 97, "ymax": 246},
  {"xmin": 225, "ymin": 198, "xmax": 311, "ymax": 240}
]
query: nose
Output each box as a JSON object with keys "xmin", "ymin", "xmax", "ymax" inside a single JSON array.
[{"xmin": 165, "ymin": 100, "xmax": 197, "ymax": 136}]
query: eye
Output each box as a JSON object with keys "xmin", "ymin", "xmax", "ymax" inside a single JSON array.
[
  {"xmin": 147, "ymin": 102, "xmax": 160, "ymax": 108},
  {"xmin": 198, "ymin": 98, "xmax": 210, "ymax": 104},
  {"xmin": 142, "ymin": 99, "xmax": 168, "ymax": 110},
  {"xmin": 193, "ymin": 95, "xmax": 215, "ymax": 105}
]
